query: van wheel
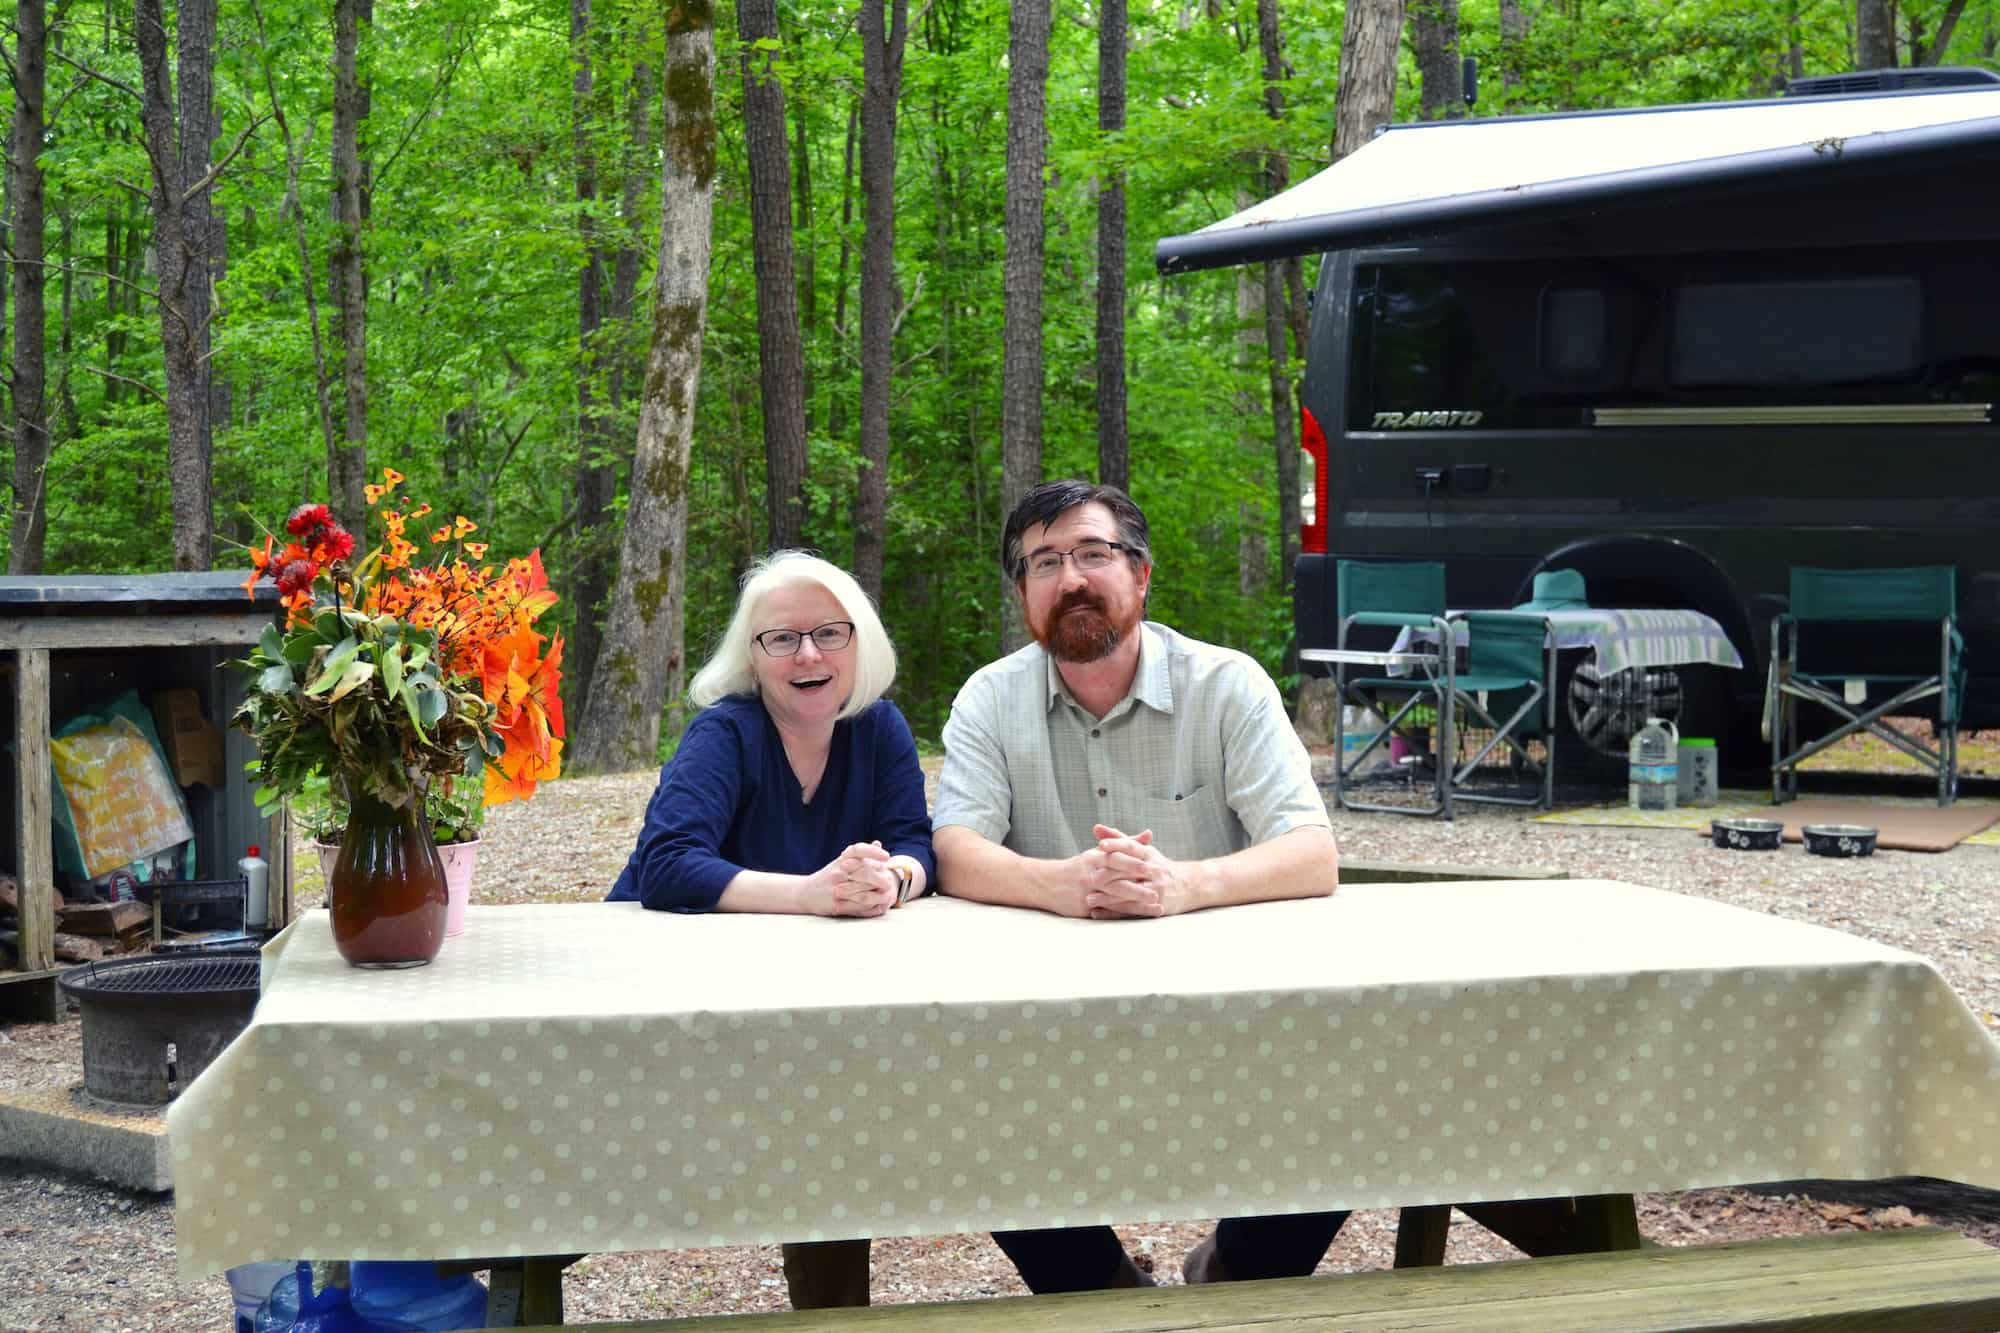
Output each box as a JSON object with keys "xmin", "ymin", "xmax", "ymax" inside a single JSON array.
[{"xmin": 1557, "ymin": 657, "xmax": 1728, "ymax": 783}]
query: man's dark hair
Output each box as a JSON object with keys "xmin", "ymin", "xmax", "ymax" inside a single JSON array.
[{"xmin": 1000, "ymin": 480, "xmax": 1152, "ymax": 582}]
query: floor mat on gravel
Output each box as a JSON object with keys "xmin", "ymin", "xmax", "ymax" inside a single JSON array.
[{"xmin": 1534, "ymin": 791, "xmax": 2000, "ymax": 849}]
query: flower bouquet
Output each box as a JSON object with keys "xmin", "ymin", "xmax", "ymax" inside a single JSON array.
[{"xmin": 233, "ymin": 469, "xmax": 564, "ymax": 965}]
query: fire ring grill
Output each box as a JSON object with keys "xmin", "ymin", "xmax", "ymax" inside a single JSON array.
[{"xmin": 58, "ymin": 950, "xmax": 260, "ymax": 1106}]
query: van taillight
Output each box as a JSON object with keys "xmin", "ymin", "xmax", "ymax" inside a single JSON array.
[{"xmin": 1301, "ymin": 404, "xmax": 1329, "ymax": 554}]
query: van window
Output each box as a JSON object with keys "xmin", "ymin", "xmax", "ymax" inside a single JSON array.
[
  {"xmin": 1671, "ymin": 278, "xmax": 1923, "ymax": 388},
  {"xmin": 1347, "ymin": 243, "xmax": 2000, "ymax": 431}
]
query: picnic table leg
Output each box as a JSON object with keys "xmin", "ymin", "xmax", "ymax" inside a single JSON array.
[
  {"xmin": 1456, "ymin": 1193, "xmax": 1641, "ymax": 1257},
  {"xmin": 476, "ymin": 1254, "xmax": 581, "ymax": 1327},
  {"xmin": 1393, "ymin": 1205, "xmax": 1452, "ymax": 1268}
]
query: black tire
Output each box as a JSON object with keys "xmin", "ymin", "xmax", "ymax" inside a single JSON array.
[{"xmin": 1555, "ymin": 653, "xmax": 1734, "ymax": 785}]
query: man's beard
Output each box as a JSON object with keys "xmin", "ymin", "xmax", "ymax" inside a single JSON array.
[{"xmin": 1036, "ymin": 589, "xmax": 1132, "ymax": 663}]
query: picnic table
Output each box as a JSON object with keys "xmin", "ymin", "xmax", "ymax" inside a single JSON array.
[{"xmin": 169, "ymin": 883, "xmax": 2000, "ymax": 1311}]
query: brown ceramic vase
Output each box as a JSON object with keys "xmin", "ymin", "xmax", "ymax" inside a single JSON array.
[{"xmin": 328, "ymin": 788, "xmax": 449, "ymax": 968}]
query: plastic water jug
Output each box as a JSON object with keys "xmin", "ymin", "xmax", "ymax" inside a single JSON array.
[
  {"xmin": 350, "ymin": 1262, "xmax": 488, "ymax": 1330},
  {"xmin": 228, "ymin": 1261, "xmax": 295, "ymax": 1333},
  {"xmin": 1628, "ymin": 717, "xmax": 1679, "ymax": 812},
  {"xmin": 254, "ymin": 1263, "xmax": 425, "ymax": 1332},
  {"xmin": 1677, "ymin": 736, "xmax": 1719, "ymax": 807},
  {"xmin": 1340, "ymin": 705, "xmax": 1388, "ymax": 779}
]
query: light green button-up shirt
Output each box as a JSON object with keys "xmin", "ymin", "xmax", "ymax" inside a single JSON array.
[{"xmin": 932, "ymin": 622, "xmax": 1329, "ymax": 861}]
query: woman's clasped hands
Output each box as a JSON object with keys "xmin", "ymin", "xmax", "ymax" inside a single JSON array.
[{"xmin": 814, "ymin": 840, "xmax": 900, "ymax": 917}]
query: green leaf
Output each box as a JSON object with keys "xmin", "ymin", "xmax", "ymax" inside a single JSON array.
[
  {"xmin": 305, "ymin": 636, "xmax": 363, "ymax": 695},
  {"xmin": 259, "ymin": 622, "xmax": 284, "ymax": 659},
  {"xmin": 417, "ymin": 685, "xmax": 449, "ymax": 728},
  {"xmin": 402, "ymin": 679, "xmax": 429, "ymax": 735},
  {"xmin": 258, "ymin": 662, "xmax": 294, "ymax": 694},
  {"xmin": 328, "ymin": 659, "xmax": 376, "ymax": 703},
  {"xmin": 382, "ymin": 642, "xmax": 405, "ymax": 701}
]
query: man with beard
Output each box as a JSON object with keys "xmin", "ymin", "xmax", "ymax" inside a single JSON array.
[{"xmin": 931, "ymin": 479, "xmax": 1343, "ymax": 1293}]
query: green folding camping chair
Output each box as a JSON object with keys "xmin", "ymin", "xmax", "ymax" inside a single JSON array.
[
  {"xmin": 1444, "ymin": 612, "xmax": 1557, "ymax": 811},
  {"xmin": 1768, "ymin": 566, "xmax": 1965, "ymax": 806},
  {"xmin": 1333, "ymin": 560, "xmax": 1456, "ymax": 817}
]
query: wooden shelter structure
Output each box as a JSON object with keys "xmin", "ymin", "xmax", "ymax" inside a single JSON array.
[{"xmin": 0, "ymin": 573, "xmax": 285, "ymax": 1020}]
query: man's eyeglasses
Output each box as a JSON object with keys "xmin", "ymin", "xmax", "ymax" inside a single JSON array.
[
  {"xmin": 754, "ymin": 621, "xmax": 855, "ymax": 657},
  {"xmin": 1021, "ymin": 539, "xmax": 1134, "ymax": 580}
]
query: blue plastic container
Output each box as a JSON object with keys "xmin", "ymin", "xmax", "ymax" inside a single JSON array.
[
  {"xmin": 254, "ymin": 1264, "xmax": 427, "ymax": 1332},
  {"xmin": 350, "ymin": 1262, "xmax": 488, "ymax": 1331}
]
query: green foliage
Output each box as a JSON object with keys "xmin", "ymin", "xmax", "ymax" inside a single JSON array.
[
  {"xmin": 235, "ymin": 607, "xmax": 495, "ymax": 812},
  {"xmin": 291, "ymin": 759, "xmax": 491, "ymax": 846},
  {"xmin": 10, "ymin": 0, "xmax": 1979, "ymax": 750}
]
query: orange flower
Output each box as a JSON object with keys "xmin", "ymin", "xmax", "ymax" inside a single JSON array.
[
  {"xmin": 237, "ymin": 470, "xmax": 563, "ymax": 819},
  {"xmin": 242, "ymin": 534, "xmax": 275, "ymax": 599},
  {"xmin": 364, "ymin": 467, "xmax": 406, "ymax": 506},
  {"xmin": 486, "ymin": 736, "xmax": 563, "ymax": 805}
]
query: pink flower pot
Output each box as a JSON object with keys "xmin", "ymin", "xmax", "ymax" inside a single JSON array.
[{"xmin": 436, "ymin": 839, "xmax": 479, "ymax": 937}]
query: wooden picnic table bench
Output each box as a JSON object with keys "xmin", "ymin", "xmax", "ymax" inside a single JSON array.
[{"xmin": 522, "ymin": 1227, "xmax": 2000, "ymax": 1331}]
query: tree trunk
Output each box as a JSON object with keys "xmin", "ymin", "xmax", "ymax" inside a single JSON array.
[
  {"xmin": 1498, "ymin": 0, "xmax": 1527, "ymax": 110},
  {"xmin": 57, "ymin": 203, "xmax": 78, "ymax": 446},
  {"xmin": 9, "ymin": 0, "xmax": 50, "ymax": 573},
  {"xmin": 739, "ymin": 0, "xmax": 809, "ymax": 552},
  {"xmin": 1234, "ymin": 251, "xmax": 1266, "ymax": 602},
  {"xmin": 854, "ymin": 0, "xmax": 908, "ymax": 604},
  {"xmin": 570, "ymin": 0, "xmax": 610, "ymax": 722},
  {"xmin": 179, "ymin": 0, "xmax": 218, "ymax": 486},
  {"xmin": 136, "ymin": 0, "xmax": 218, "ymax": 570},
  {"xmin": 1096, "ymin": 0, "xmax": 1128, "ymax": 494},
  {"xmin": 207, "ymin": 103, "xmax": 232, "ymax": 460},
  {"xmin": 1856, "ymin": 0, "xmax": 1896, "ymax": 67},
  {"xmin": 794, "ymin": 101, "xmax": 815, "ymax": 439},
  {"xmin": 1001, "ymin": 0, "xmax": 1051, "ymax": 653},
  {"xmin": 571, "ymin": 50, "xmax": 654, "ymax": 728},
  {"xmin": 1333, "ymin": 0, "xmax": 1406, "ymax": 162},
  {"xmin": 828, "ymin": 101, "xmax": 857, "ymax": 447},
  {"xmin": 330, "ymin": 0, "xmax": 369, "ymax": 528},
  {"xmin": 1412, "ymin": 0, "xmax": 1463, "ymax": 120},
  {"xmin": 252, "ymin": 0, "xmax": 340, "ymax": 474},
  {"xmin": 102, "ymin": 207, "xmax": 119, "ymax": 405},
  {"xmin": 1255, "ymin": 0, "xmax": 1300, "ymax": 589},
  {"xmin": 567, "ymin": 0, "xmax": 714, "ymax": 776},
  {"xmin": 1914, "ymin": 0, "xmax": 1970, "ymax": 63}
]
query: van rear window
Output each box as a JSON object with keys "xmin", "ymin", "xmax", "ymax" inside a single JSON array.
[
  {"xmin": 1671, "ymin": 278, "xmax": 1923, "ymax": 388},
  {"xmin": 1348, "ymin": 245, "xmax": 1998, "ymax": 431}
]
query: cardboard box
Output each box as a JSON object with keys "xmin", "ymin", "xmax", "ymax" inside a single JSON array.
[{"xmin": 151, "ymin": 689, "xmax": 225, "ymax": 788}]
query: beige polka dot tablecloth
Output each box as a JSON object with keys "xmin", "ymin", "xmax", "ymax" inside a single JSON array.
[{"xmin": 168, "ymin": 883, "xmax": 2000, "ymax": 1278}]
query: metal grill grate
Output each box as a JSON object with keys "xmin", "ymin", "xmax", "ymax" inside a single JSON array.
[{"xmin": 62, "ymin": 954, "xmax": 259, "ymax": 996}]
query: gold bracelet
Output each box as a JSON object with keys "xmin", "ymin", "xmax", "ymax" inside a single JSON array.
[{"xmin": 890, "ymin": 863, "xmax": 915, "ymax": 906}]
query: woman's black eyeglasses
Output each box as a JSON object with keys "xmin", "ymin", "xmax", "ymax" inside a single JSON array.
[{"xmin": 754, "ymin": 621, "xmax": 855, "ymax": 657}]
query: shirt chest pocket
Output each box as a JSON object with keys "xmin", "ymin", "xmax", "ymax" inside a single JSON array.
[{"xmin": 1129, "ymin": 783, "xmax": 1240, "ymax": 861}]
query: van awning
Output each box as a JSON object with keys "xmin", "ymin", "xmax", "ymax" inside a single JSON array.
[{"xmin": 1154, "ymin": 88, "xmax": 2000, "ymax": 274}]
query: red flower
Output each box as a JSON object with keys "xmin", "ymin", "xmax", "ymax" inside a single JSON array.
[
  {"xmin": 310, "ymin": 526, "xmax": 356, "ymax": 564},
  {"xmin": 286, "ymin": 503, "xmax": 334, "ymax": 536},
  {"xmin": 273, "ymin": 559, "xmax": 319, "ymax": 598}
]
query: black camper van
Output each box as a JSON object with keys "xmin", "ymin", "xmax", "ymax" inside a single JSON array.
[{"xmin": 1158, "ymin": 73, "xmax": 2000, "ymax": 774}]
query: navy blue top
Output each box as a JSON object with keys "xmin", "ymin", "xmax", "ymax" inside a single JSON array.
[{"xmin": 605, "ymin": 695, "xmax": 936, "ymax": 912}]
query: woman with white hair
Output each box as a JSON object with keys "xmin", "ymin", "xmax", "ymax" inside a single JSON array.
[
  {"xmin": 607, "ymin": 549, "xmax": 932, "ymax": 917},
  {"xmin": 606, "ymin": 551, "xmax": 932, "ymax": 1309}
]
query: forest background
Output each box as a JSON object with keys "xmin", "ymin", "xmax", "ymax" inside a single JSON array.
[{"xmin": 0, "ymin": 0, "xmax": 1989, "ymax": 765}]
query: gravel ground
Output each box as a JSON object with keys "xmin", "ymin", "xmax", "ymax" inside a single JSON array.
[{"xmin": 3, "ymin": 762, "xmax": 1997, "ymax": 1330}]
